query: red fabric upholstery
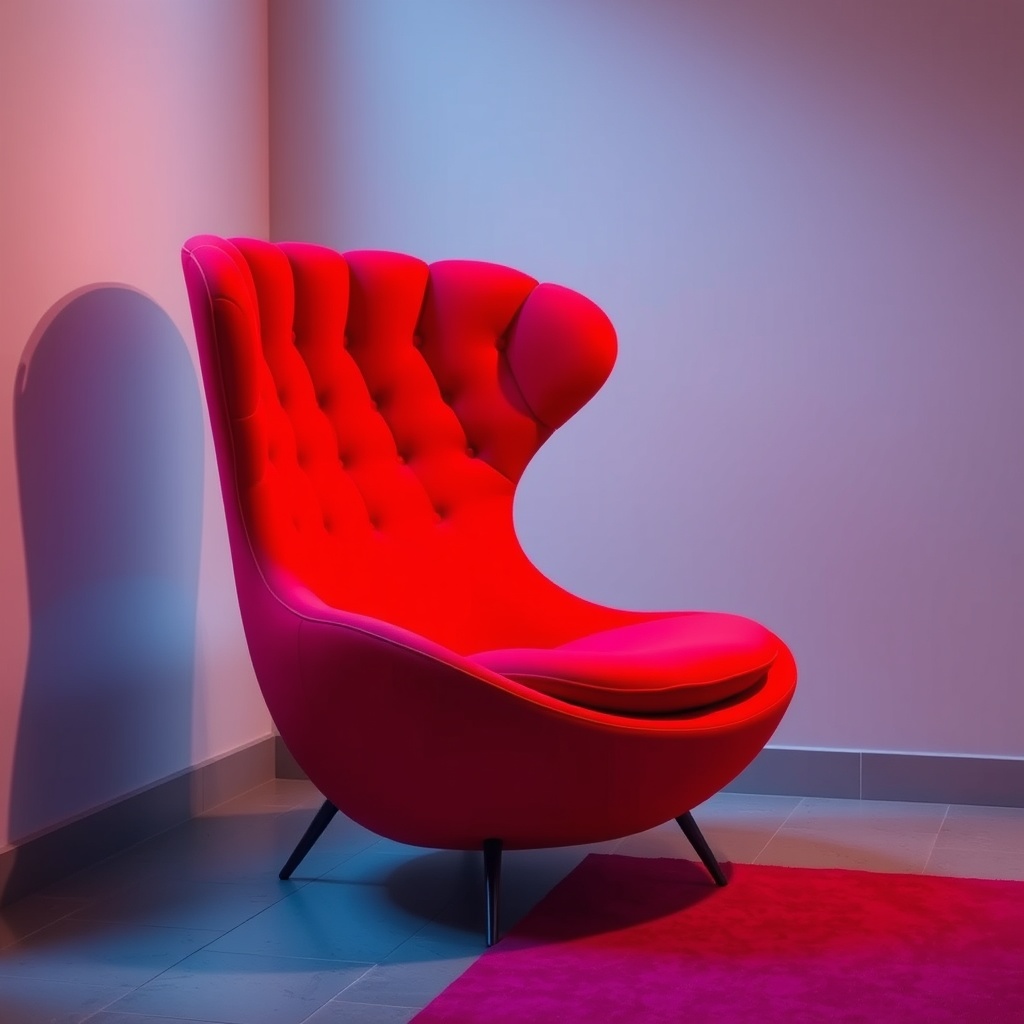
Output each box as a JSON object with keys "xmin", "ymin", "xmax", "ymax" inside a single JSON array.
[
  {"xmin": 182, "ymin": 235, "xmax": 797, "ymax": 852},
  {"xmin": 471, "ymin": 613, "xmax": 778, "ymax": 715}
]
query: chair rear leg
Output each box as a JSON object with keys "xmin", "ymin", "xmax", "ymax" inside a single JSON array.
[
  {"xmin": 483, "ymin": 838, "xmax": 502, "ymax": 947},
  {"xmin": 675, "ymin": 811, "xmax": 727, "ymax": 886},
  {"xmin": 279, "ymin": 800, "xmax": 339, "ymax": 880}
]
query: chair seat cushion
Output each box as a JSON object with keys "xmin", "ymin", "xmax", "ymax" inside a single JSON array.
[{"xmin": 470, "ymin": 613, "xmax": 778, "ymax": 715}]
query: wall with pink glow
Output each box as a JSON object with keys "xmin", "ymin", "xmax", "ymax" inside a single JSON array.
[
  {"xmin": 270, "ymin": 0, "xmax": 1024, "ymax": 756},
  {"xmin": 0, "ymin": 1, "xmax": 271, "ymax": 850}
]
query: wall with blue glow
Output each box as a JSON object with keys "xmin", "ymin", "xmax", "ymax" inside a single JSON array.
[{"xmin": 270, "ymin": 0, "xmax": 1024, "ymax": 756}]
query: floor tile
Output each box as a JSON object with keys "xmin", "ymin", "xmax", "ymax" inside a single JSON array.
[
  {"xmin": 935, "ymin": 803, "xmax": 1024, "ymax": 852},
  {"xmin": 72, "ymin": 876, "xmax": 301, "ymax": 932},
  {"xmin": 386, "ymin": 914, "xmax": 486, "ymax": 961},
  {"xmin": 39, "ymin": 809, "xmax": 332, "ymax": 903},
  {"xmin": 85, "ymin": 1014, "xmax": 227, "ymax": 1023},
  {"xmin": 754, "ymin": 830, "xmax": 936, "ymax": 873},
  {"xmin": 337, "ymin": 940, "xmax": 475, "ymax": 1007},
  {"xmin": 107, "ymin": 949, "xmax": 370, "ymax": 1024},
  {"xmin": 0, "ymin": 917, "xmax": 220, "ymax": 988},
  {"xmin": 211, "ymin": 779, "xmax": 324, "ymax": 817},
  {"xmin": 319, "ymin": 844, "xmax": 456, "ymax": 886},
  {"xmin": 0, "ymin": 894, "xmax": 90, "ymax": 950},
  {"xmin": 121, "ymin": 816, "xmax": 301, "ymax": 881},
  {"xmin": 925, "ymin": 844, "xmax": 1024, "ymax": 881},
  {"xmin": 38, "ymin": 853, "xmax": 167, "ymax": 905},
  {"xmin": 384, "ymin": 930, "xmax": 483, "ymax": 964},
  {"xmin": 616, "ymin": 819, "xmax": 765, "ymax": 865},
  {"xmin": 207, "ymin": 870, "xmax": 451, "ymax": 963},
  {"xmin": 783, "ymin": 797, "xmax": 948, "ymax": 832},
  {"xmin": 107, "ymin": 808, "xmax": 378, "ymax": 886},
  {"xmin": 271, "ymin": 811, "xmax": 385, "ymax": 881},
  {"xmin": 303, "ymin": 1002, "xmax": 420, "ymax": 1023},
  {"xmin": 0, "ymin": 977, "xmax": 121, "ymax": 1023},
  {"xmin": 616, "ymin": 793, "xmax": 801, "ymax": 864},
  {"xmin": 697, "ymin": 791, "xmax": 804, "ymax": 818}
]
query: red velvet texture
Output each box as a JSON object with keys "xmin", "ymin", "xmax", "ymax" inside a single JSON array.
[
  {"xmin": 181, "ymin": 236, "xmax": 797, "ymax": 850},
  {"xmin": 414, "ymin": 855, "xmax": 1024, "ymax": 1024}
]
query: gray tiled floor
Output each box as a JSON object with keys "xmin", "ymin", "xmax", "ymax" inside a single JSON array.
[{"xmin": 1, "ymin": 779, "xmax": 1021, "ymax": 1024}]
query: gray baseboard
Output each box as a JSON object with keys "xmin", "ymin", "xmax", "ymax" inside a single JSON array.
[
  {"xmin": 275, "ymin": 735, "xmax": 1024, "ymax": 809},
  {"xmin": 725, "ymin": 746, "xmax": 1024, "ymax": 808},
  {"xmin": 0, "ymin": 735, "xmax": 276, "ymax": 908},
  {"xmin": 275, "ymin": 736, "xmax": 306, "ymax": 780}
]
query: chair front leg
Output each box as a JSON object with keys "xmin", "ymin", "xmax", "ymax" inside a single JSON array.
[
  {"xmin": 675, "ymin": 811, "xmax": 727, "ymax": 886},
  {"xmin": 279, "ymin": 799, "xmax": 339, "ymax": 880}
]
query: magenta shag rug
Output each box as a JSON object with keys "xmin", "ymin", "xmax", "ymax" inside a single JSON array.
[{"xmin": 412, "ymin": 855, "xmax": 1024, "ymax": 1023}]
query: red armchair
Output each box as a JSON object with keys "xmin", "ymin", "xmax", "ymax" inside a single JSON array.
[{"xmin": 182, "ymin": 236, "xmax": 797, "ymax": 944}]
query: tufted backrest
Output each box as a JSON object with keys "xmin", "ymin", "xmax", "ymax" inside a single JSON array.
[{"xmin": 183, "ymin": 236, "xmax": 621, "ymax": 653}]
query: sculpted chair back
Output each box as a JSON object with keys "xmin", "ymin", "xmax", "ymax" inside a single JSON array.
[{"xmin": 181, "ymin": 236, "xmax": 797, "ymax": 945}]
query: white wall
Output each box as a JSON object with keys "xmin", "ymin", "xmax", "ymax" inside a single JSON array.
[
  {"xmin": 270, "ymin": 0, "xmax": 1024, "ymax": 757},
  {"xmin": 0, "ymin": 0, "xmax": 272, "ymax": 848}
]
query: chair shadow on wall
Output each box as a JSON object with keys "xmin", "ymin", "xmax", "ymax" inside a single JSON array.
[{"xmin": 6, "ymin": 286, "xmax": 203, "ymax": 901}]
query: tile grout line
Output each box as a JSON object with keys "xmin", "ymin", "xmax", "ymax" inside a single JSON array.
[
  {"xmin": 748, "ymin": 796, "xmax": 807, "ymax": 864},
  {"xmin": 921, "ymin": 803, "xmax": 953, "ymax": 875}
]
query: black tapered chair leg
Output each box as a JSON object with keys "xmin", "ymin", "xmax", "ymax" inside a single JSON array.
[
  {"xmin": 279, "ymin": 799, "xmax": 339, "ymax": 880},
  {"xmin": 676, "ymin": 811, "xmax": 727, "ymax": 886},
  {"xmin": 483, "ymin": 838, "xmax": 502, "ymax": 947}
]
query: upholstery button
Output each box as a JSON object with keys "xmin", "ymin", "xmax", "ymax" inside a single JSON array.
[
  {"xmin": 466, "ymin": 445, "xmax": 476, "ymax": 458},
  {"xmin": 316, "ymin": 391, "xmax": 329, "ymax": 408},
  {"xmin": 397, "ymin": 452, "xmax": 406, "ymax": 464}
]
